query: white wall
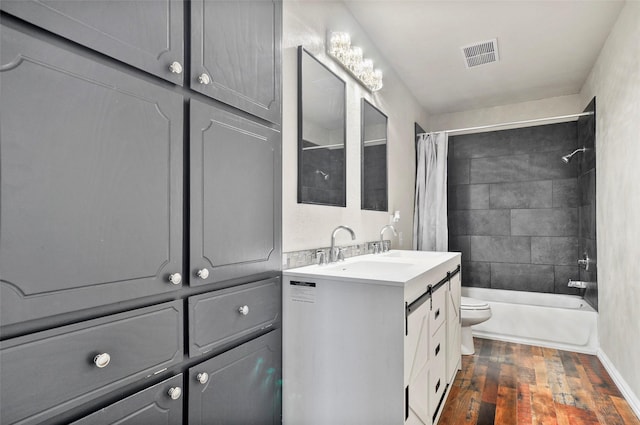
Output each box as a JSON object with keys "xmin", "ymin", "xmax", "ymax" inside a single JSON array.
[
  {"xmin": 579, "ymin": 1, "xmax": 640, "ymax": 407},
  {"xmin": 282, "ymin": 0, "xmax": 429, "ymax": 253}
]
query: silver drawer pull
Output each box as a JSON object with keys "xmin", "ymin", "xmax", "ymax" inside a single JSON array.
[
  {"xmin": 167, "ymin": 387, "xmax": 182, "ymax": 400},
  {"xmin": 238, "ymin": 305, "xmax": 249, "ymax": 316},
  {"xmin": 198, "ymin": 73, "xmax": 211, "ymax": 85},
  {"xmin": 168, "ymin": 61, "xmax": 183, "ymax": 74},
  {"xmin": 197, "ymin": 268, "xmax": 209, "ymax": 279},
  {"xmin": 196, "ymin": 372, "xmax": 209, "ymax": 384},
  {"xmin": 93, "ymin": 353, "xmax": 111, "ymax": 368},
  {"xmin": 168, "ymin": 273, "xmax": 182, "ymax": 285}
]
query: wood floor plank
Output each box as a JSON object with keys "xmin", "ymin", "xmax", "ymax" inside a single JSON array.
[
  {"xmin": 531, "ymin": 383, "xmax": 559, "ymax": 425},
  {"xmin": 517, "ymin": 382, "xmax": 534, "ymax": 424},
  {"xmin": 495, "ymin": 383, "xmax": 517, "ymax": 424},
  {"xmin": 611, "ymin": 395, "xmax": 640, "ymax": 425},
  {"xmin": 439, "ymin": 338, "xmax": 640, "ymax": 425}
]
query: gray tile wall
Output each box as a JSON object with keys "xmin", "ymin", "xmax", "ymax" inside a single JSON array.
[{"xmin": 448, "ymin": 122, "xmax": 583, "ymax": 294}]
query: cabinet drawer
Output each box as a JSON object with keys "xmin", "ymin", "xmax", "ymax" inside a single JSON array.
[
  {"xmin": 188, "ymin": 278, "xmax": 281, "ymax": 356},
  {"xmin": 431, "ymin": 286, "xmax": 447, "ymax": 335},
  {"xmin": 71, "ymin": 374, "xmax": 183, "ymax": 425},
  {"xmin": 0, "ymin": 301, "xmax": 183, "ymax": 425},
  {"xmin": 429, "ymin": 325, "xmax": 447, "ymax": 418}
]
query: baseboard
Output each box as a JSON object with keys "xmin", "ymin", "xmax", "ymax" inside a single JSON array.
[{"xmin": 597, "ymin": 349, "xmax": 640, "ymax": 420}]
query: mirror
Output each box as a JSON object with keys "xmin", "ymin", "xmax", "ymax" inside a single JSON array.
[
  {"xmin": 298, "ymin": 46, "xmax": 346, "ymax": 207},
  {"xmin": 361, "ymin": 99, "xmax": 388, "ymax": 211}
]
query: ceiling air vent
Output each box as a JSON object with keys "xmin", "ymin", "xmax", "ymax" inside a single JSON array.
[{"xmin": 461, "ymin": 38, "xmax": 499, "ymax": 68}]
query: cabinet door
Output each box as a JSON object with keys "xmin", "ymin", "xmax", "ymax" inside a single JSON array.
[
  {"xmin": 1, "ymin": 0, "xmax": 184, "ymax": 85},
  {"xmin": 0, "ymin": 23, "xmax": 183, "ymax": 326},
  {"xmin": 188, "ymin": 329, "xmax": 281, "ymax": 425},
  {"xmin": 189, "ymin": 100, "xmax": 281, "ymax": 287},
  {"xmin": 191, "ymin": 0, "xmax": 282, "ymax": 124},
  {"xmin": 446, "ymin": 269, "xmax": 462, "ymax": 384},
  {"xmin": 71, "ymin": 374, "xmax": 183, "ymax": 425},
  {"xmin": 406, "ymin": 298, "xmax": 431, "ymax": 424}
]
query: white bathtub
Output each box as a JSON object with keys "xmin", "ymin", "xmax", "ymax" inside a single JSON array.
[{"xmin": 463, "ymin": 287, "xmax": 599, "ymax": 354}]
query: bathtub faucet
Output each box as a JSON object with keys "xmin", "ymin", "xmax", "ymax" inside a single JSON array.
[{"xmin": 567, "ymin": 280, "xmax": 590, "ymax": 289}]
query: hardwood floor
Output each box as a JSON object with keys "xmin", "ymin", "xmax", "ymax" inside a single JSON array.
[{"xmin": 439, "ymin": 338, "xmax": 640, "ymax": 424}]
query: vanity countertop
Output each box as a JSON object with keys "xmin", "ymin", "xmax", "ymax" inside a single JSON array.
[{"xmin": 283, "ymin": 250, "xmax": 460, "ymax": 286}]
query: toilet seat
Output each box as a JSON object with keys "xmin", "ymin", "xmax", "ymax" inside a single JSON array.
[{"xmin": 461, "ymin": 296, "xmax": 490, "ymax": 310}]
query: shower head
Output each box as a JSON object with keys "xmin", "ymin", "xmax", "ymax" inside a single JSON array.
[
  {"xmin": 561, "ymin": 147, "xmax": 587, "ymax": 163},
  {"xmin": 315, "ymin": 169, "xmax": 329, "ymax": 180}
]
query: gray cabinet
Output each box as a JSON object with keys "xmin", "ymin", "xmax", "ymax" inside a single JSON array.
[
  {"xmin": 190, "ymin": 0, "xmax": 282, "ymax": 124},
  {"xmin": 188, "ymin": 278, "xmax": 281, "ymax": 356},
  {"xmin": 0, "ymin": 301, "xmax": 184, "ymax": 425},
  {"xmin": 0, "ymin": 0, "xmax": 184, "ymax": 85},
  {"xmin": 188, "ymin": 329, "xmax": 281, "ymax": 425},
  {"xmin": 189, "ymin": 100, "xmax": 281, "ymax": 287},
  {"xmin": 71, "ymin": 374, "xmax": 184, "ymax": 425},
  {"xmin": 0, "ymin": 23, "xmax": 184, "ymax": 326}
]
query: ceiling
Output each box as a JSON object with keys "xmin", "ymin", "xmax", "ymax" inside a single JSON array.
[{"xmin": 343, "ymin": 0, "xmax": 625, "ymax": 115}]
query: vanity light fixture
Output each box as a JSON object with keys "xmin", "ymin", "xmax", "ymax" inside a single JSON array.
[{"xmin": 327, "ymin": 31, "xmax": 383, "ymax": 92}]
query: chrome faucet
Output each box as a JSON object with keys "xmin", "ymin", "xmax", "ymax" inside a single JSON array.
[
  {"xmin": 330, "ymin": 225, "xmax": 356, "ymax": 263},
  {"xmin": 379, "ymin": 225, "xmax": 397, "ymax": 253}
]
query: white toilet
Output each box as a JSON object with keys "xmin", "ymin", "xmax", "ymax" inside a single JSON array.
[{"xmin": 460, "ymin": 296, "xmax": 492, "ymax": 355}]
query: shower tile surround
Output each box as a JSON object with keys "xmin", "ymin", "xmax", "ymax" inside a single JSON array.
[{"xmin": 448, "ymin": 122, "xmax": 586, "ymax": 297}]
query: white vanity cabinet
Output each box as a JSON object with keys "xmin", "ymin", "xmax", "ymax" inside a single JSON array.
[{"xmin": 282, "ymin": 251, "xmax": 461, "ymax": 425}]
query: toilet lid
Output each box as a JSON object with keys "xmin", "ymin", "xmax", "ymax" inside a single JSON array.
[{"xmin": 461, "ymin": 296, "xmax": 490, "ymax": 310}]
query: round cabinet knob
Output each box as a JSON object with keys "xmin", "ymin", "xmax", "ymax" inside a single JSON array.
[
  {"xmin": 196, "ymin": 372, "xmax": 209, "ymax": 384},
  {"xmin": 168, "ymin": 61, "xmax": 183, "ymax": 74},
  {"xmin": 196, "ymin": 268, "xmax": 209, "ymax": 279},
  {"xmin": 238, "ymin": 305, "xmax": 249, "ymax": 316},
  {"xmin": 198, "ymin": 73, "xmax": 211, "ymax": 85},
  {"xmin": 168, "ymin": 273, "xmax": 182, "ymax": 285},
  {"xmin": 93, "ymin": 353, "xmax": 111, "ymax": 368},
  {"xmin": 167, "ymin": 387, "xmax": 182, "ymax": 400}
]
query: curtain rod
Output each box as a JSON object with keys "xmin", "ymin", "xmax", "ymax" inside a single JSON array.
[{"xmin": 419, "ymin": 111, "xmax": 594, "ymax": 136}]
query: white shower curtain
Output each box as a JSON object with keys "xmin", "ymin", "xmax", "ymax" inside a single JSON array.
[{"xmin": 413, "ymin": 131, "xmax": 449, "ymax": 251}]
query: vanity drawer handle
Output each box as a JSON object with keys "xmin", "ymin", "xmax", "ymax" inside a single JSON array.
[
  {"xmin": 168, "ymin": 273, "xmax": 182, "ymax": 285},
  {"xmin": 435, "ymin": 344, "xmax": 441, "ymax": 357},
  {"xmin": 168, "ymin": 61, "xmax": 183, "ymax": 74},
  {"xmin": 196, "ymin": 268, "xmax": 209, "ymax": 279},
  {"xmin": 93, "ymin": 353, "xmax": 111, "ymax": 368},
  {"xmin": 434, "ymin": 308, "xmax": 441, "ymax": 320},
  {"xmin": 238, "ymin": 305, "xmax": 249, "ymax": 316},
  {"xmin": 196, "ymin": 372, "xmax": 209, "ymax": 384},
  {"xmin": 167, "ymin": 387, "xmax": 182, "ymax": 400},
  {"xmin": 435, "ymin": 379, "xmax": 441, "ymax": 393}
]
